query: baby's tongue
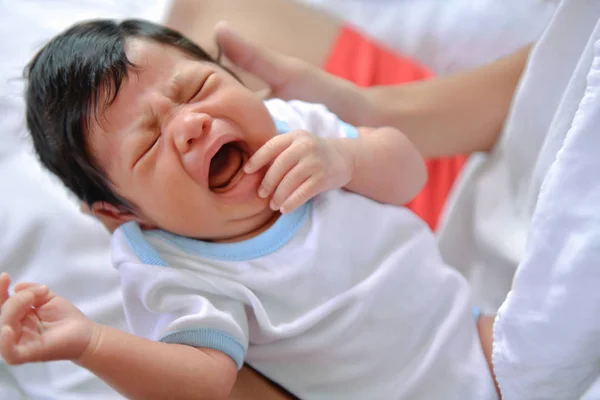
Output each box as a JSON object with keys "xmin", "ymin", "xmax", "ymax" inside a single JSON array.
[{"xmin": 209, "ymin": 143, "xmax": 242, "ymax": 189}]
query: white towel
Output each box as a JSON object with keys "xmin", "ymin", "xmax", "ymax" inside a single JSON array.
[{"xmin": 493, "ymin": 38, "xmax": 600, "ymax": 399}]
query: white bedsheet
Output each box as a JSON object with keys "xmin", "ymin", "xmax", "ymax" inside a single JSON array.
[{"xmin": 0, "ymin": 1, "xmax": 169, "ymax": 398}]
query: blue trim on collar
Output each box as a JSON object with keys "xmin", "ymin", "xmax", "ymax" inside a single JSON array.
[
  {"xmin": 147, "ymin": 202, "xmax": 309, "ymax": 261},
  {"xmin": 121, "ymin": 117, "xmax": 309, "ymax": 265},
  {"xmin": 121, "ymin": 222, "xmax": 168, "ymax": 266},
  {"xmin": 274, "ymin": 119, "xmax": 290, "ymax": 134},
  {"xmin": 340, "ymin": 121, "xmax": 360, "ymax": 138}
]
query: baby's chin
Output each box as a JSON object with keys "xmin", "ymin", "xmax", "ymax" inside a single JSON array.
[
  {"xmin": 211, "ymin": 207, "xmax": 280, "ymax": 243},
  {"xmin": 161, "ymin": 198, "xmax": 277, "ymax": 243}
]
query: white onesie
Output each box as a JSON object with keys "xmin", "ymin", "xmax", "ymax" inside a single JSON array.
[{"xmin": 112, "ymin": 99, "xmax": 496, "ymax": 399}]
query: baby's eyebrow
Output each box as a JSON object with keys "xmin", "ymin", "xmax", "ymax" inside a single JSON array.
[
  {"xmin": 135, "ymin": 104, "xmax": 156, "ymax": 131},
  {"xmin": 164, "ymin": 70, "xmax": 187, "ymax": 102}
]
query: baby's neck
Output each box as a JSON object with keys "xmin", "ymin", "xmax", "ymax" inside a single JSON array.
[{"xmin": 213, "ymin": 210, "xmax": 281, "ymax": 243}]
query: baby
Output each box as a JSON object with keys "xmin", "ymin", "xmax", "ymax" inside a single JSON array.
[{"xmin": 0, "ymin": 19, "xmax": 497, "ymax": 399}]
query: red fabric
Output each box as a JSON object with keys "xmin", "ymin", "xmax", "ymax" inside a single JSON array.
[{"xmin": 323, "ymin": 26, "xmax": 466, "ymax": 230}]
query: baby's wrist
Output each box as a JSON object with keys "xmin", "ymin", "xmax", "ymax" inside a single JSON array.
[
  {"xmin": 75, "ymin": 321, "xmax": 104, "ymax": 367},
  {"xmin": 333, "ymin": 138, "xmax": 357, "ymax": 186}
]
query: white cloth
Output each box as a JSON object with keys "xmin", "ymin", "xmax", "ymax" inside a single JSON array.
[
  {"xmin": 0, "ymin": 150, "xmax": 126, "ymax": 400},
  {"xmin": 438, "ymin": 0, "xmax": 599, "ymax": 313},
  {"xmin": 438, "ymin": 0, "xmax": 600, "ymax": 397},
  {"xmin": 0, "ymin": 1, "xmax": 170, "ymax": 398},
  {"xmin": 295, "ymin": 0, "xmax": 558, "ymax": 74},
  {"xmin": 492, "ymin": 2, "xmax": 600, "ymax": 398},
  {"xmin": 112, "ymin": 99, "xmax": 496, "ymax": 400}
]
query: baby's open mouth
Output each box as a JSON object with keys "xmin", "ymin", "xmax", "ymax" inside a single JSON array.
[{"xmin": 208, "ymin": 141, "xmax": 248, "ymax": 192}]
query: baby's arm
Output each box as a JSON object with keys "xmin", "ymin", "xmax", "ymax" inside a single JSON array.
[
  {"xmin": 245, "ymin": 125, "xmax": 426, "ymax": 213},
  {"xmin": 344, "ymin": 126, "xmax": 427, "ymax": 206},
  {"xmin": 79, "ymin": 325, "xmax": 237, "ymax": 399},
  {"xmin": 0, "ymin": 274, "xmax": 236, "ymax": 400}
]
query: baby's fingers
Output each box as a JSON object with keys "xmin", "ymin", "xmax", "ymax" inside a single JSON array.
[
  {"xmin": 244, "ymin": 134, "xmax": 293, "ymax": 175},
  {"xmin": 0, "ymin": 286, "xmax": 48, "ymax": 327},
  {"xmin": 0, "ymin": 325, "xmax": 40, "ymax": 365},
  {"xmin": 270, "ymin": 164, "xmax": 312, "ymax": 212},
  {"xmin": 14, "ymin": 282, "xmax": 46, "ymax": 293},
  {"xmin": 280, "ymin": 178, "xmax": 320, "ymax": 214},
  {"xmin": 258, "ymin": 145, "xmax": 308, "ymax": 200},
  {"xmin": 0, "ymin": 325, "xmax": 22, "ymax": 364}
]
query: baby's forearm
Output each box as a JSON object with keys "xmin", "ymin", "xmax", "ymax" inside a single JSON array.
[
  {"xmin": 77, "ymin": 323, "xmax": 237, "ymax": 400},
  {"xmin": 343, "ymin": 126, "xmax": 427, "ymax": 206}
]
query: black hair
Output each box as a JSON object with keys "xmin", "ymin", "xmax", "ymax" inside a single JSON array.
[{"xmin": 25, "ymin": 19, "xmax": 230, "ymax": 207}]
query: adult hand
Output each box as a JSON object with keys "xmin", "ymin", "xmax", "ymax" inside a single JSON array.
[
  {"xmin": 215, "ymin": 22, "xmax": 374, "ymax": 126},
  {"xmin": 218, "ymin": 21, "xmax": 532, "ymax": 158}
]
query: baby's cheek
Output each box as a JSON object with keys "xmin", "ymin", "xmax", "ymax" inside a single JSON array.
[{"xmin": 153, "ymin": 188, "xmax": 214, "ymax": 235}]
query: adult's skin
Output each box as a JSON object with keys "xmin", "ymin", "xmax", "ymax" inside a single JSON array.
[
  {"xmin": 165, "ymin": 0, "xmax": 341, "ymax": 92},
  {"xmin": 214, "ymin": 22, "xmax": 531, "ymax": 159},
  {"xmin": 166, "ymin": 0, "xmax": 530, "ymax": 158}
]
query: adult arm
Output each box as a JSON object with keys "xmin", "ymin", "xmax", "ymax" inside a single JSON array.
[{"xmin": 216, "ymin": 23, "xmax": 531, "ymax": 158}]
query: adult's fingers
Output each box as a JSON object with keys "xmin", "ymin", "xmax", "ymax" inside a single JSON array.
[{"xmin": 215, "ymin": 21, "xmax": 300, "ymax": 91}]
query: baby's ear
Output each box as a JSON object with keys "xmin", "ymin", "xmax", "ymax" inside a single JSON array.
[{"xmin": 89, "ymin": 202, "xmax": 155, "ymax": 232}]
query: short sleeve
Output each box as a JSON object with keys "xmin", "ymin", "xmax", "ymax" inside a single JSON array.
[
  {"xmin": 112, "ymin": 229, "xmax": 248, "ymax": 369},
  {"xmin": 265, "ymin": 98, "xmax": 360, "ymax": 139}
]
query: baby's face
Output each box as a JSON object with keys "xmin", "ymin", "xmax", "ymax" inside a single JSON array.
[{"xmin": 87, "ymin": 39, "xmax": 277, "ymax": 241}]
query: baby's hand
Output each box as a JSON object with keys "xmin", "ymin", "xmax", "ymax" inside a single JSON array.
[
  {"xmin": 244, "ymin": 131, "xmax": 355, "ymax": 213},
  {"xmin": 0, "ymin": 273, "xmax": 94, "ymax": 365}
]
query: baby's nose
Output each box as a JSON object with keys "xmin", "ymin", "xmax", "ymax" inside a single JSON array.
[{"xmin": 172, "ymin": 112, "xmax": 212, "ymax": 154}]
